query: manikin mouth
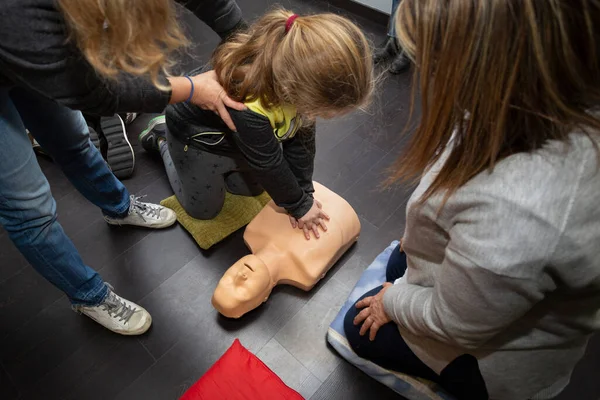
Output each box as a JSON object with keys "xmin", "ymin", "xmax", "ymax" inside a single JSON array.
[{"xmin": 244, "ymin": 263, "xmax": 254, "ymax": 272}]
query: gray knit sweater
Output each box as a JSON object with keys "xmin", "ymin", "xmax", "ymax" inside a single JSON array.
[{"xmin": 383, "ymin": 132, "xmax": 600, "ymax": 399}]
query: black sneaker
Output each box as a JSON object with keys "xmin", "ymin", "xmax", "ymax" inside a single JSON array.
[
  {"xmin": 138, "ymin": 115, "xmax": 167, "ymax": 154},
  {"xmin": 88, "ymin": 114, "xmax": 135, "ymax": 180},
  {"xmin": 389, "ymin": 51, "xmax": 411, "ymax": 74},
  {"xmin": 373, "ymin": 37, "xmax": 399, "ymax": 64}
]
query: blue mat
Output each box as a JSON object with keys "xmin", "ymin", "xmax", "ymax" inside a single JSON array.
[{"xmin": 327, "ymin": 241, "xmax": 455, "ymax": 400}]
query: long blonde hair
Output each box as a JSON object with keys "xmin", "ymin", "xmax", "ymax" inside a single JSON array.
[
  {"xmin": 391, "ymin": 0, "xmax": 600, "ymax": 202},
  {"xmin": 212, "ymin": 9, "xmax": 373, "ymax": 117},
  {"xmin": 57, "ymin": 0, "xmax": 188, "ymax": 89}
]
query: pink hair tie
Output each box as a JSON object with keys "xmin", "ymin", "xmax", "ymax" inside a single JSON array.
[{"xmin": 285, "ymin": 14, "xmax": 299, "ymax": 33}]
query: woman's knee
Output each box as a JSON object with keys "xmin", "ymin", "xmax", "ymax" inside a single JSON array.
[
  {"xmin": 343, "ymin": 301, "xmax": 363, "ymax": 350},
  {"xmin": 2, "ymin": 191, "xmax": 57, "ymax": 243},
  {"xmin": 343, "ymin": 286, "xmax": 384, "ymax": 354}
]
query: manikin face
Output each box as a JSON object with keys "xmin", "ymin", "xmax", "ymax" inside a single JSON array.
[{"xmin": 212, "ymin": 255, "xmax": 273, "ymax": 318}]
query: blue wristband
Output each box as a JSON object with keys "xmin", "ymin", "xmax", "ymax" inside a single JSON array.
[{"xmin": 184, "ymin": 75, "xmax": 194, "ymax": 103}]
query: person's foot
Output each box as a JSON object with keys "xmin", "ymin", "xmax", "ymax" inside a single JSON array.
[
  {"xmin": 389, "ymin": 51, "xmax": 411, "ymax": 74},
  {"xmin": 103, "ymin": 195, "xmax": 177, "ymax": 229},
  {"xmin": 74, "ymin": 285, "xmax": 152, "ymax": 335},
  {"xmin": 89, "ymin": 114, "xmax": 135, "ymax": 180},
  {"xmin": 373, "ymin": 36, "xmax": 398, "ymax": 64},
  {"xmin": 139, "ymin": 115, "xmax": 167, "ymax": 154}
]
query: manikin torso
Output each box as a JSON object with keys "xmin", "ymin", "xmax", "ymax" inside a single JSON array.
[{"xmin": 212, "ymin": 182, "xmax": 361, "ymax": 318}]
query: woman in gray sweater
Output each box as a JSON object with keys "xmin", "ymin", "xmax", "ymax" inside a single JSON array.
[{"xmin": 344, "ymin": 1, "xmax": 600, "ymax": 399}]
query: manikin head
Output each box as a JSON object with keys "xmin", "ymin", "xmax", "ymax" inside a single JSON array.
[{"xmin": 212, "ymin": 255, "xmax": 274, "ymax": 318}]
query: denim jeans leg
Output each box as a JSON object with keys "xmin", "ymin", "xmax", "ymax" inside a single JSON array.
[
  {"xmin": 0, "ymin": 89, "xmax": 107, "ymax": 305},
  {"xmin": 9, "ymin": 88, "xmax": 130, "ymax": 218},
  {"xmin": 388, "ymin": 0, "xmax": 401, "ymax": 38}
]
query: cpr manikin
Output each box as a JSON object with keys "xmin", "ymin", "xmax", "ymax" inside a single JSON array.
[{"xmin": 212, "ymin": 182, "xmax": 361, "ymax": 318}]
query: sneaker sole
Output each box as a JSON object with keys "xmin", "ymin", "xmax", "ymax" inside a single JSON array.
[
  {"xmin": 104, "ymin": 218, "xmax": 177, "ymax": 230},
  {"xmin": 89, "ymin": 115, "xmax": 135, "ymax": 180},
  {"xmin": 83, "ymin": 309, "xmax": 153, "ymax": 336},
  {"xmin": 103, "ymin": 212, "xmax": 177, "ymax": 230}
]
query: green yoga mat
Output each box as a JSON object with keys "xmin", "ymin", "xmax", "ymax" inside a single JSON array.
[{"xmin": 160, "ymin": 192, "xmax": 271, "ymax": 250}]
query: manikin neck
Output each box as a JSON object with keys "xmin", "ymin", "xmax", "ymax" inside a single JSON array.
[{"xmin": 254, "ymin": 243, "xmax": 286, "ymax": 284}]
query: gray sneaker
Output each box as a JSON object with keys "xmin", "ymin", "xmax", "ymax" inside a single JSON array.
[
  {"xmin": 103, "ymin": 195, "xmax": 177, "ymax": 229},
  {"xmin": 74, "ymin": 286, "xmax": 152, "ymax": 335}
]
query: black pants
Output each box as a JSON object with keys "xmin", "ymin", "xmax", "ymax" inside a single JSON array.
[
  {"xmin": 344, "ymin": 244, "xmax": 489, "ymax": 400},
  {"xmin": 161, "ymin": 129, "xmax": 263, "ymax": 220},
  {"xmin": 175, "ymin": 0, "xmax": 244, "ymax": 38}
]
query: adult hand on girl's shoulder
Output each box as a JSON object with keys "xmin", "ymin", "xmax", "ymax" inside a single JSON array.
[
  {"xmin": 293, "ymin": 199, "xmax": 330, "ymax": 240},
  {"xmin": 189, "ymin": 70, "xmax": 246, "ymax": 131},
  {"xmin": 354, "ymin": 282, "xmax": 393, "ymax": 341}
]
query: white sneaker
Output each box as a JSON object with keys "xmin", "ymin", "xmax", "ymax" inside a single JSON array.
[
  {"xmin": 74, "ymin": 286, "xmax": 152, "ymax": 335},
  {"xmin": 104, "ymin": 195, "xmax": 177, "ymax": 229}
]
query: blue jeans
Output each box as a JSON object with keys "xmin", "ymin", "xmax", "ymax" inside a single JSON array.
[
  {"xmin": 0, "ymin": 88, "xmax": 131, "ymax": 306},
  {"xmin": 388, "ymin": 0, "xmax": 401, "ymax": 38}
]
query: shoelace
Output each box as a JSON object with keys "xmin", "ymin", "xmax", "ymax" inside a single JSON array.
[
  {"xmin": 129, "ymin": 195, "xmax": 161, "ymax": 221},
  {"xmin": 102, "ymin": 292, "xmax": 136, "ymax": 323}
]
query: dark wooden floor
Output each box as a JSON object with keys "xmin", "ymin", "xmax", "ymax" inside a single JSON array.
[{"xmin": 1, "ymin": 1, "xmax": 598, "ymax": 399}]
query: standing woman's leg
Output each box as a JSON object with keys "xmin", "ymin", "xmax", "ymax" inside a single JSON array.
[
  {"xmin": 10, "ymin": 88, "xmax": 130, "ymax": 218},
  {"xmin": 0, "ymin": 90, "xmax": 108, "ymax": 305},
  {"xmin": 11, "ymin": 88, "xmax": 176, "ymax": 229},
  {"xmin": 2, "ymin": 88, "xmax": 154, "ymax": 335},
  {"xmin": 389, "ymin": 0, "xmax": 401, "ymax": 38},
  {"xmin": 373, "ymin": 0, "xmax": 410, "ymax": 73}
]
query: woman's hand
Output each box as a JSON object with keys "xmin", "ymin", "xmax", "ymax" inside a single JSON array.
[
  {"xmin": 168, "ymin": 71, "xmax": 245, "ymax": 131},
  {"xmin": 190, "ymin": 71, "xmax": 246, "ymax": 131},
  {"xmin": 354, "ymin": 282, "xmax": 393, "ymax": 341},
  {"xmin": 289, "ymin": 199, "xmax": 330, "ymax": 240}
]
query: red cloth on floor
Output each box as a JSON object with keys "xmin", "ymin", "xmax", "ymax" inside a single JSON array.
[{"xmin": 180, "ymin": 339, "xmax": 304, "ymax": 400}]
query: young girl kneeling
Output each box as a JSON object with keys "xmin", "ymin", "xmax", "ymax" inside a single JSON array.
[{"xmin": 140, "ymin": 9, "xmax": 373, "ymax": 239}]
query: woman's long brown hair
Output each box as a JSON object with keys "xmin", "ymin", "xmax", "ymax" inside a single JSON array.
[
  {"xmin": 212, "ymin": 9, "xmax": 374, "ymax": 117},
  {"xmin": 392, "ymin": 0, "xmax": 600, "ymax": 203},
  {"xmin": 57, "ymin": 0, "xmax": 188, "ymax": 90}
]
